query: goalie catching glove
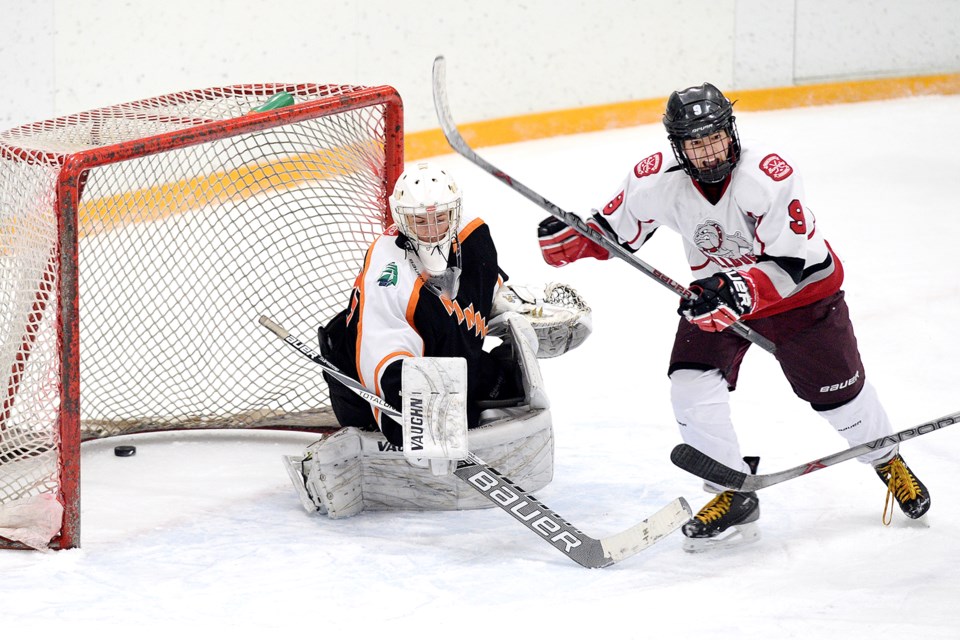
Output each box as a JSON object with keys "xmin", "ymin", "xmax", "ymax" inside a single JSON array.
[
  {"xmin": 490, "ymin": 282, "xmax": 592, "ymax": 358},
  {"xmin": 679, "ymin": 271, "xmax": 757, "ymax": 332}
]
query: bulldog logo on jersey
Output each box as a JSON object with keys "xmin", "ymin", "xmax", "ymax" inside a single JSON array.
[
  {"xmin": 634, "ymin": 152, "xmax": 662, "ymax": 178},
  {"xmin": 760, "ymin": 154, "xmax": 793, "ymax": 181},
  {"xmin": 694, "ymin": 220, "xmax": 756, "ymax": 268}
]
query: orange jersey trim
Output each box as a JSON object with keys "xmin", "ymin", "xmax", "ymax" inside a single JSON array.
[
  {"xmin": 406, "ymin": 276, "xmax": 424, "ymax": 330},
  {"xmin": 353, "ymin": 238, "xmax": 380, "ymax": 388},
  {"xmin": 371, "ymin": 349, "xmax": 416, "ymax": 423},
  {"xmin": 460, "ymin": 217, "xmax": 483, "ymax": 241}
]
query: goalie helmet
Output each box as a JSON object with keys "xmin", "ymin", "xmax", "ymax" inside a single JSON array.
[
  {"xmin": 389, "ymin": 162, "xmax": 463, "ymax": 282},
  {"xmin": 663, "ymin": 82, "xmax": 741, "ymax": 183}
]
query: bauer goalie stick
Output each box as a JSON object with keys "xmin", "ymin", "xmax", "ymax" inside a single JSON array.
[
  {"xmin": 671, "ymin": 408, "xmax": 960, "ymax": 491},
  {"xmin": 259, "ymin": 315, "xmax": 691, "ymax": 568},
  {"xmin": 431, "ymin": 55, "xmax": 776, "ymax": 355}
]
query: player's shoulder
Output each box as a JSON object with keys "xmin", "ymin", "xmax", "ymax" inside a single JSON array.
[
  {"xmin": 362, "ymin": 227, "xmax": 408, "ymax": 275},
  {"xmin": 737, "ymin": 144, "xmax": 802, "ymax": 184},
  {"xmin": 458, "ymin": 214, "xmax": 494, "ymax": 242},
  {"xmin": 618, "ymin": 148, "xmax": 686, "ymax": 201},
  {"xmin": 625, "ymin": 148, "xmax": 681, "ymax": 182}
]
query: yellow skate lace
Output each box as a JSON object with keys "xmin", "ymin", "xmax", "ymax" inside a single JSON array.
[
  {"xmin": 695, "ymin": 491, "xmax": 733, "ymax": 523},
  {"xmin": 877, "ymin": 457, "xmax": 922, "ymax": 526}
]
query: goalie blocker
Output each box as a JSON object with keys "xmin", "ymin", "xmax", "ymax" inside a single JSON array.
[
  {"xmin": 401, "ymin": 357, "xmax": 469, "ymax": 476},
  {"xmin": 284, "ymin": 312, "xmax": 555, "ymax": 517}
]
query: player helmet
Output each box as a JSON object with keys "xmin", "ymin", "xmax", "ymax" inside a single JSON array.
[
  {"xmin": 663, "ymin": 82, "xmax": 741, "ymax": 183},
  {"xmin": 389, "ymin": 162, "xmax": 463, "ymax": 292}
]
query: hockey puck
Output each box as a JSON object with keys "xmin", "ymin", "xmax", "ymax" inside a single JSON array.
[{"xmin": 114, "ymin": 445, "xmax": 137, "ymax": 457}]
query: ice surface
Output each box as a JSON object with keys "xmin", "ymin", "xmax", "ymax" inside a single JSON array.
[{"xmin": 2, "ymin": 95, "xmax": 957, "ymax": 637}]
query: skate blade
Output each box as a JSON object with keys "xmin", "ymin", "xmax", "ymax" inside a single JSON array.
[{"xmin": 682, "ymin": 521, "xmax": 760, "ymax": 553}]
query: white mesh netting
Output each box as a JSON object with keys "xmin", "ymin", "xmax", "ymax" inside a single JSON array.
[{"xmin": 0, "ymin": 84, "xmax": 399, "ymax": 548}]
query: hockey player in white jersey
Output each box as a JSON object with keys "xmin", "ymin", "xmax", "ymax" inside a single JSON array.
[{"xmin": 537, "ymin": 82, "xmax": 930, "ymax": 551}]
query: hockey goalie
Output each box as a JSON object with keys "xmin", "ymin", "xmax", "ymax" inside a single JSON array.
[{"xmin": 283, "ymin": 162, "xmax": 592, "ymax": 517}]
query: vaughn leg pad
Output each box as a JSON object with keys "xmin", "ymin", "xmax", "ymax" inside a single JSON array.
[
  {"xmin": 360, "ymin": 407, "xmax": 554, "ymax": 511},
  {"xmin": 288, "ymin": 428, "xmax": 364, "ymax": 519}
]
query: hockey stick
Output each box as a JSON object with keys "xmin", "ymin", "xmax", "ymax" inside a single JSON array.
[
  {"xmin": 431, "ymin": 55, "xmax": 776, "ymax": 355},
  {"xmin": 259, "ymin": 315, "xmax": 691, "ymax": 568},
  {"xmin": 670, "ymin": 408, "xmax": 960, "ymax": 491}
]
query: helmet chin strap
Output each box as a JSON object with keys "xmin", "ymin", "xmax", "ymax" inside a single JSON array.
[
  {"xmin": 406, "ymin": 238, "xmax": 462, "ymax": 299},
  {"xmin": 417, "ymin": 238, "xmax": 454, "ymax": 276}
]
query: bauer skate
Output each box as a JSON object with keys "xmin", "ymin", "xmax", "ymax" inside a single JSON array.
[
  {"xmin": 875, "ymin": 453, "xmax": 931, "ymax": 522},
  {"xmin": 682, "ymin": 456, "xmax": 760, "ymax": 552}
]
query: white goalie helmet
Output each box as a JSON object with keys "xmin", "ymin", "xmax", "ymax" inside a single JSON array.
[{"xmin": 389, "ymin": 162, "xmax": 463, "ymax": 278}]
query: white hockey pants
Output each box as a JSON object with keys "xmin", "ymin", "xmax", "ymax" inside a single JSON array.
[
  {"xmin": 815, "ymin": 380, "xmax": 897, "ymax": 465},
  {"xmin": 670, "ymin": 368, "xmax": 749, "ymax": 492},
  {"xmin": 670, "ymin": 369, "xmax": 897, "ymax": 488}
]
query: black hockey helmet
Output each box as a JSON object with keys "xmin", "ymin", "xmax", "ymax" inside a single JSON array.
[{"xmin": 663, "ymin": 82, "xmax": 741, "ymax": 183}]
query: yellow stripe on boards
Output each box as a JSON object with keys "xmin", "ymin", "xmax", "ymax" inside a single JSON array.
[
  {"xmin": 77, "ymin": 143, "xmax": 379, "ymax": 237},
  {"xmin": 73, "ymin": 72, "xmax": 959, "ymax": 235},
  {"xmin": 405, "ymin": 72, "xmax": 960, "ymax": 160}
]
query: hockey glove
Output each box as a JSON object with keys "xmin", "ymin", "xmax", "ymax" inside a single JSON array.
[
  {"xmin": 537, "ymin": 216, "xmax": 609, "ymax": 267},
  {"xmin": 679, "ymin": 271, "xmax": 757, "ymax": 332}
]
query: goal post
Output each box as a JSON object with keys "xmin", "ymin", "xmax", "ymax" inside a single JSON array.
[{"xmin": 0, "ymin": 83, "xmax": 404, "ymax": 550}]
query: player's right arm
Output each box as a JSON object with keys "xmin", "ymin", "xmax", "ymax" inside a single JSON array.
[{"xmin": 537, "ymin": 152, "xmax": 666, "ymax": 267}]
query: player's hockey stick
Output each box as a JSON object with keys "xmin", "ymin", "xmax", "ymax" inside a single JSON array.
[
  {"xmin": 259, "ymin": 315, "xmax": 691, "ymax": 568},
  {"xmin": 431, "ymin": 55, "xmax": 776, "ymax": 355},
  {"xmin": 670, "ymin": 408, "xmax": 960, "ymax": 491}
]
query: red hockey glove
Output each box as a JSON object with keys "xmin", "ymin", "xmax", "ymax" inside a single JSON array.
[
  {"xmin": 679, "ymin": 271, "xmax": 757, "ymax": 332},
  {"xmin": 537, "ymin": 216, "xmax": 610, "ymax": 267}
]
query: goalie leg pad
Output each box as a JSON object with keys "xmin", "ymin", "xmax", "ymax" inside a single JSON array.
[
  {"xmin": 359, "ymin": 407, "xmax": 554, "ymax": 511},
  {"xmin": 286, "ymin": 428, "xmax": 364, "ymax": 519},
  {"xmin": 282, "ymin": 453, "xmax": 323, "ymax": 514}
]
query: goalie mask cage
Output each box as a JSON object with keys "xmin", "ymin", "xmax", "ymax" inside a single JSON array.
[{"xmin": 0, "ymin": 83, "xmax": 403, "ymax": 550}]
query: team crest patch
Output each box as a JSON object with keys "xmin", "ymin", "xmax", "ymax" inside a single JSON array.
[
  {"xmin": 634, "ymin": 152, "xmax": 662, "ymax": 178},
  {"xmin": 603, "ymin": 191, "xmax": 624, "ymax": 215},
  {"xmin": 760, "ymin": 154, "xmax": 793, "ymax": 181},
  {"xmin": 384, "ymin": 224, "xmax": 399, "ymax": 236},
  {"xmin": 377, "ymin": 262, "xmax": 399, "ymax": 287}
]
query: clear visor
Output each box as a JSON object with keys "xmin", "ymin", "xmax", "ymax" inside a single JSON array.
[{"xmin": 395, "ymin": 202, "xmax": 460, "ymax": 244}]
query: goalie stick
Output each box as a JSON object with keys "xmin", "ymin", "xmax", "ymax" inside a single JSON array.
[
  {"xmin": 670, "ymin": 408, "xmax": 960, "ymax": 491},
  {"xmin": 431, "ymin": 55, "xmax": 776, "ymax": 355},
  {"xmin": 259, "ymin": 315, "xmax": 691, "ymax": 568}
]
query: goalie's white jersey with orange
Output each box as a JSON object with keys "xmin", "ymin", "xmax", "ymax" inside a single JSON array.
[{"xmin": 593, "ymin": 145, "xmax": 843, "ymax": 318}]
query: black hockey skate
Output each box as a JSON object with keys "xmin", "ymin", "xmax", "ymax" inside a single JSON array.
[
  {"xmin": 875, "ymin": 454, "xmax": 930, "ymax": 522},
  {"xmin": 682, "ymin": 456, "xmax": 760, "ymax": 552}
]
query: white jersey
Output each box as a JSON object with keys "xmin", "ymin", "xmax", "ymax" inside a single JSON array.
[
  {"xmin": 339, "ymin": 214, "xmax": 504, "ymax": 432},
  {"xmin": 593, "ymin": 145, "xmax": 843, "ymax": 318}
]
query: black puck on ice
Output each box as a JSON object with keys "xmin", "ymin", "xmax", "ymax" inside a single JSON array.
[{"xmin": 114, "ymin": 445, "xmax": 137, "ymax": 457}]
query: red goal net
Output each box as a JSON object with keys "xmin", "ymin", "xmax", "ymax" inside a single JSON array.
[{"xmin": 0, "ymin": 83, "xmax": 403, "ymax": 549}]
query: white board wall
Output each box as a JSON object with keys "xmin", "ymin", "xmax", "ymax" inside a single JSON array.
[{"xmin": 2, "ymin": 0, "xmax": 958, "ymax": 132}]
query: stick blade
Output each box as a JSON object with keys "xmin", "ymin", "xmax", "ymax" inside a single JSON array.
[
  {"xmin": 670, "ymin": 444, "xmax": 747, "ymax": 490},
  {"xmin": 598, "ymin": 497, "xmax": 691, "ymax": 566}
]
